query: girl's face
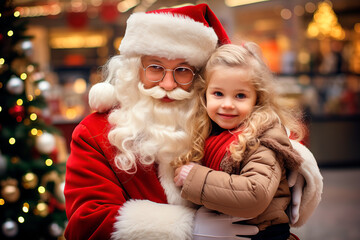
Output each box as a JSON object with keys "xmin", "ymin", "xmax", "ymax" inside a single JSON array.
[{"xmin": 206, "ymin": 66, "xmax": 257, "ymax": 130}]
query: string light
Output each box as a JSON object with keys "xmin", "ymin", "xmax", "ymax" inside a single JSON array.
[
  {"xmin": 22, "ymin": 203, "xmax": 30, "ymax": 213},
  {"xmin": 7, "ymin": 30, "xmax": 14, "ymax": 37},
  {"xmin": 18, "ymin": 216, "xmax": 25, "ymax": 223},
  {"xmin": 34, "ymin": 89, "xmax": 41, "ymax": 96},
  {"xmin": 38, "ymin": 186, "xmax": 46, "ymax": 194},
  {"xmin": 30, "ymin": 113, "xmax": 37, "ymax": 121},
  {"xmin": 45, "ymin": 158, "xmax": 53, "ymax": 166},
  {"xmin": 20, "ymin": 73, "xmax": 27, "ymax": 80},
  {"xmin": 36, "ymin": 129, "xmax": 43, "ymax": 136},
  {"xmin": 16, "ymin": 99, "xmax": 23, "ymax": 106},
  {"xmin": 15, "ymin": 4, "xmax": 62, "ymax": 18},
  {"xmin": 9, "ymin": 138, "xmax": 16, "ymax": 145},
  {"xmin": 0, "ymin": 198, "xmax": 5, "ymax": 205},
  {"xmin": 0, "ymin": 58, "xmax": 4, "ymax": 65},
  {"xmin": 14, "ymin": 11, "xmax": 21, "ymax": 17},
  {"xmin": 30, "ymin": 128, "xmax": 38, "ymax": 136}
]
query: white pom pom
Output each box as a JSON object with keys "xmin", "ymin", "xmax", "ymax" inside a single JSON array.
[{"xmin": 88, "ymin": 82, "xmax": 117, "ymax": 113}]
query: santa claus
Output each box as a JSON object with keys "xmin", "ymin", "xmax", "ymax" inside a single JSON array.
[{"xmin": 64, "ymin": 3, "xmax": 322, "ymax": 240}]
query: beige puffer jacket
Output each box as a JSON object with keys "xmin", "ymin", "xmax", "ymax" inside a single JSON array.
[{"xmin": 180, "ymin": 123, "xmax": 303, "ymax": 231}]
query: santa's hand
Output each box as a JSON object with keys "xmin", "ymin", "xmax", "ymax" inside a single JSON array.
[
  {"xmin": 193, "ymin": 206, "xmax": 258, "ymax": 240},
  {"xmin": 287, "ymin": 170, "xmax": 305, "ymax": 224}
]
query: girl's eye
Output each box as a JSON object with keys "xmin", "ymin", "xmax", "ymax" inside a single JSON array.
[
  {"xmin": 214, "ymin": 91, "xmax": 223, "ymax": 97},
  {"xmin": 236, "ymin": 93, "xmax": 246, "ymax": 99}
]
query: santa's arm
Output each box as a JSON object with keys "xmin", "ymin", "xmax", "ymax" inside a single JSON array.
[
  {"xmin": 65, "ymin": 117, "xmax": 195, "ymax": 240},
  {"xmin": 289, "ymin": 140, "xmax": 323, "ymax": 227}
]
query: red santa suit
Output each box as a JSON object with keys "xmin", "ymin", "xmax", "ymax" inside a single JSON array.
[{"xmin": 65, "ymin": 112, "xmax": 196, "ymax": 239}]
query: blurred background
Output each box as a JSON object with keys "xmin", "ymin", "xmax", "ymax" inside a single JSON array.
[{"xmin": 0, "ymin": 0, "xmax": 359, "ymax": 239}]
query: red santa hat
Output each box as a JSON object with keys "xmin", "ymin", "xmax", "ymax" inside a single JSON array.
[
  {"xmin": 89, "ymin": 3, "xmax": 230, "ymax": 112},
  {"xmin": 119, "ymin": 3, "xmax": 230, "ymax": 68}
]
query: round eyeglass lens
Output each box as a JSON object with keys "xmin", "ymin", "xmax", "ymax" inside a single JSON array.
[{"xmin": 174, "ymin": 67, "xmax": 194, "ymax": 84}]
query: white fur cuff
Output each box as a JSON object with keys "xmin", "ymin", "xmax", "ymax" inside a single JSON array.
[{"xmin": 111, "ymin": 200, "xmax": 195, "ymax": 240}]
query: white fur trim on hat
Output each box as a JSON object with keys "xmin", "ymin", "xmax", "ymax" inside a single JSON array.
[
  {"xmin": 111, "ymin": 200, "xmax": 195, "ymax": 240},
  {"xmin": 119, "ymin": 12, "xmax": 218, "ymax": 68},
  {"xmin": 88, "ymin": 82, "xmax": 118, "ymax": 113}
]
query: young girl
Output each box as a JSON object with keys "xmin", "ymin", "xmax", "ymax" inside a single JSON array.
[{"xmin": 173, "ymin": 43, "xmax": 305, "ymax": 240}]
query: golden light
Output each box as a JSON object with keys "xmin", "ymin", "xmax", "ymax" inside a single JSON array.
[
  {"xmin": 35, "ymin": 89, "xmax": 41, "ymax": 96},
  {"xmin": 355, "ymin": 23, "xmax": 360, "ymax": 33},
  {"xmin": 114, "ymin": 37, "xmax": 123, "ymax": 50},
  {"xmin": 31, "ymin": 128, "xmax": 38, "ymax": 135},
  {"xmin": 225, "ymin": 0, "xmax": 269, "ymax": 7},
  {"xmin": 45, "ymin": 158, "xmax": 53, "ymax": 166},
  {"xmin": 36, "ymin": 129, "xmax": 43, "ymax": 136},
  {"xmin": 73, "ymin": 78, "xmax": 87, "ymax": 94},
  {"xmin": 9, "ymin": 138, "xmax": 16, "ymax": 145},
  {"xmin": 23, "ymin": 203, "xmax": 30, "ymax": 213},
  {"xmin": 298, "ymin": 51, "xmax": 310, "ymax": 65},
  {"xmin": 66, "ymin": 108, "xmax": 78, "ymax": 119},
  {"xmin": 20, "ymin": 73, "xmax": 27, "ymax": 80},
  {"xmin": 30, "ymin": 113, "xmax": 38, "ymax": 121},
  {"xmin": 27, "ymin": 64, "xmax": 35, "ymax": 73},
  {"xmin": 280, "ymin": 8, "xmax": 292, "ymax": 20},
  {"xmin": 305, "ymin": 2, "xmax": 316, "ymax": 13},
  {"xmin": 0, "ymin": 58, "xmax": 4, "ymax": 65},
  {"xmin": 306, "ymin": 1, "xmax": 345, "ymax": 40},
  {"xmin": 27, "ymin": 95, "xmax": 34, "ymax": 101},
  {"xmin": 16, "ymin": 99, "xmax": 23, "ymax": 106},
  {"xmin": 91, "ymin": 0, "xmax": 103, "ymax": 7},
  {"xmin": 7, "ymin": 30, "xmax": 14, "ymax": 37},
  {"xmin": 18, "ymin": 216, "xmax": 25, "ymax": 223},
  {"xmin": 14, "ymin": 11, "xmax": 21, "ymax": 17},
  {"xmin": 50, "ymin": 30, "xmax": 108, "ymax": 49},
  {"xmin": 15, "ymin": 4, "xmax": 62, "ymax": 18},
  {"xmin": 38, "ymin": 186, "xmax": 46, "ymax": 194}
]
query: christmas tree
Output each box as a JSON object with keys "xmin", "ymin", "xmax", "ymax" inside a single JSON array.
[{"xmin": 0, "ymin": 1, "xmax": 67, "ymax": 239}]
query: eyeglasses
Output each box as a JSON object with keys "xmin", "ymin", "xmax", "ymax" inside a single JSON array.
[{"xmin": 142, "ymin": 64, "xmax": 195, "ymax": 85}]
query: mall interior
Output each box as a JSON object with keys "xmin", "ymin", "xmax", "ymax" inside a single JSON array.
[{"xmin": 0, "ymin": 0, "xmax": 359, "ymax": 239}]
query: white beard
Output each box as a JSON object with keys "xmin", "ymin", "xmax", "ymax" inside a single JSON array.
[
  {"xmin": 107, "ymin": 61, "xmax": 196, "ymax": 173},
  {"xmin": 106, "ymin": 56, "xmax": 197, "ymax": 206}
]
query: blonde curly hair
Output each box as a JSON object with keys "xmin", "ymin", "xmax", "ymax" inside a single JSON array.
[{"xmin": 172, "ymin": 43, "xmax": 305, "ymax": 167}]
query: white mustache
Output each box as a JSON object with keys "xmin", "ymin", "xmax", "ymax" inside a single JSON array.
[{"xmin": 138, "ymin": 82, "xmax": 194, "ymax": 100}]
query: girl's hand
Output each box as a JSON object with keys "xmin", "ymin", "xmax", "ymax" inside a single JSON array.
[{"xmin": 174, "ymin": 163, "xmax": 196, "ymax": 187}]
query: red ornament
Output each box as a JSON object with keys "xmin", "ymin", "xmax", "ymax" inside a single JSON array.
[
  {"xmin": 100, "ymin": 2, "xmax": 119, "ymax": 23},
  {"xmin": 8, "ymin": 105, "xmax": 25, "ymax": 121}
]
